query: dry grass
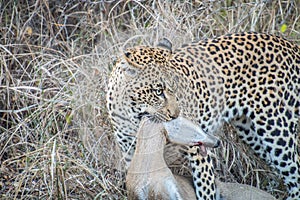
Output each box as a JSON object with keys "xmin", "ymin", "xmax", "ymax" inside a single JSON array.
[{"xmin": 0, "ymin": 0, "xmax": 299, "ymax": 199}]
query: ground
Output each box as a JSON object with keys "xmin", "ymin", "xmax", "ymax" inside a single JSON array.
[{"xmin": 0, "ymin": 1, "xmax": 299, "ymax": 199}]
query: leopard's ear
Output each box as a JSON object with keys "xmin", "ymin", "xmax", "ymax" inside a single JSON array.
[
  {"xmin": 157, "ymin": 38, "xmax": 172, "ymax": 53},
  {"xmin": 122, "ymin": 41, "xmax": 172, "ymax": 76},
  {"xmin": 117, "ymin": 56, "xmax": 141, "ymax": 79},
  {"xmin": 123, "ymin": 47, "xmax": 147, "ymax": 70},
  {"xmin": 157, "ymin": 38, "xmax": 172, "ymax": 62}
]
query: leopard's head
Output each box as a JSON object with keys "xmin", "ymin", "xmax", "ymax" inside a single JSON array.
[{"xmin": 108, "ymin": 39, "xmax": 180, "ymax": 124}]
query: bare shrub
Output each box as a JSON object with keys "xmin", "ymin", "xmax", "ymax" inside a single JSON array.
[{"xmin": 1, "ymin": 0, "xmax": 299, "ymax": 199}]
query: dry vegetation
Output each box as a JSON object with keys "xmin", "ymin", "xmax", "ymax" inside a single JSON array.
[{"xmin": 0, "ymin": 0, "xmax": 299, "ymax": 199}]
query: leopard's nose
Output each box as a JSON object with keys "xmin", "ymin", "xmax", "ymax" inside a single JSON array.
[
  {"xmin": 169, "ymin": 115, "xmax": 178, "ymax": 120},
  {"xmin": 167, "ymin": 108, "xmax": 179, "ymax": 120},
  {"xmin": 168, "ymin": 111, "xmax": 179, "ymax": 120}
]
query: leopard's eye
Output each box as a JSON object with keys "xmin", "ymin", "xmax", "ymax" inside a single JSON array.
[{"xmin": 154, "ymin": 88, "xmax": 164, "ymax": 96}]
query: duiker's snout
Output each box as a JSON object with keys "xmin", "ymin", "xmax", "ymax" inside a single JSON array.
[{"xmin": 163, "ymin": 116, "xmax": 220, "ymax": 148}]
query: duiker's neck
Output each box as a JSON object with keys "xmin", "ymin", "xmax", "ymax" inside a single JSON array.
[{"xmin": 129, "ymin": 121, "xmax": 167, "ymax": 173}]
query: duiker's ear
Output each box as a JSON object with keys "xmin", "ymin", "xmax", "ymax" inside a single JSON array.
[{"xmin": 157, "ymin": 38, "xmax": 172, "ymax": 52}]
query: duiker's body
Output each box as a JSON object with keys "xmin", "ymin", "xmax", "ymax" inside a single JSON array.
[
  {"xmin": 126, "ymin": 119, "xmax": 196, "ymax": 200},
  {"xmin": 126, "ymin": 117, "xmax": 276, "ymax": 200}
]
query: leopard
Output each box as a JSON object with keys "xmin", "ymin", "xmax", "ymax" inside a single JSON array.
[{"xmin": 106, "ymin": 32, "xmax": 300, "ymax": 200}]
